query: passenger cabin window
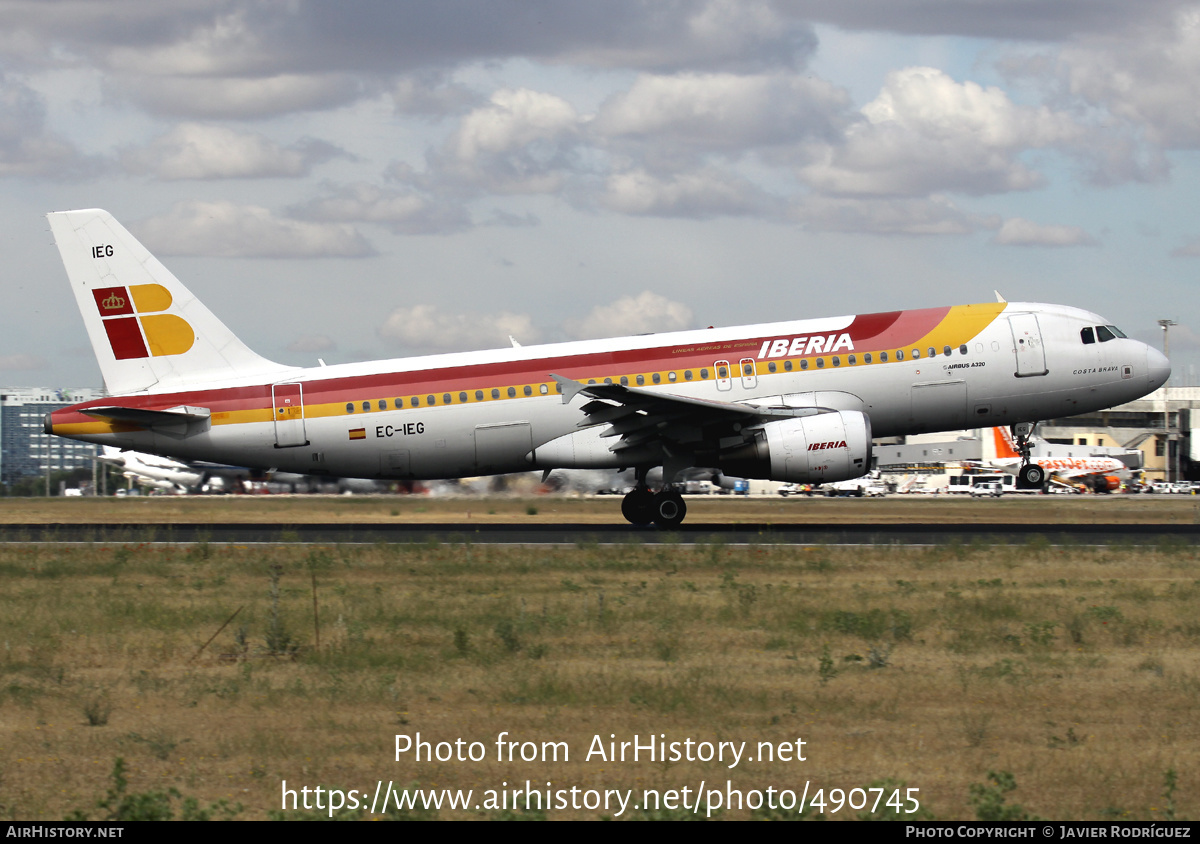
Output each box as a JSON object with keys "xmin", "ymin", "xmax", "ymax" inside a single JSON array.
[
  {"xmin": 507, "ymin": 387, "xmax": 516, "ymax": 398},
  {"xmin": 363, "ymin": 401, "xmax": 371, "ymax": 411},
  {"xmin": 912, "ymin": 348, "xmax": 921, "ymax": 359},
  {"xmin": 832, "ymin": 356, "xmax": 840, "ymax": 367},
  {"xmin": 959, "ymin": 344, "xmax": 968, "ymax": 355},
  {"xmin": 410, "ymin": 397, "xmax": 419, "ymax": 407},
  {"xmin": 636, "ymin": 375, "xmax": 645, "ymax": 386},
  {"xmin": 943, "ymin": 345, "xmax": 952, "ymax": 356},
  {"xmin": 668, "ymin": 372, "xmax": 677, "ymax": 382},
  {"xmin": 717, "ymin": 366, "xmax": 728, "ymax": 378},
  {"xmin": 896, "ymin": 350, "xmax": 904, "ymax": 361},
  {"xmin": 620, "ymin": 376, "xmax": 629, "ymax": 386},
  {"xmin": 539, "ymin": 384, "xmax": 548, "ymax": 394},
  {"xmin": 346, "ymin": 403, "xmax": 354, "ymax": 413},
  {"xmin": 768, "ymin": 362, "xmax": 777, "ymax": 373},
  {"xmin": 800, "ymin": 359, "xmax": 809, "ymax": 370},
  {"xmin": 685, "ymin": 370, "xmax": 693, "ymax": 380},
  {"xmin": 460, "ymin": 392, "xmax": 468, "ymax": 403},
  {"xmin": 864, "ymin": 353, "xmax": 873, "ymax": 364},
  {"xmin": 880, "ymin": 351, "xmax": 888, "ymax": 362},
  {"xmin": 652, "ymin": 373, "xmax": 661, "ymax": 384},
  {"xmin": 523, "ymin": 385, "xmax": 532, "ymax": 396},
  {"xmin": 379, "ymin": 399, "xmax": 388, "ymax": 410},
  {"xmin": 427, "ymin": 395, "xmax": 436, "ymax": 405},
  {"xmin": 1096, "ymin": 325, "xmax": 1116, "ymax": 342},
  {"xmin": 701, "ymin": 368, "xmax": 710, "ymax": 379},
  {"xmin": 848, "ymin": 354, "xmax": 856, "ymax": 365},
  {"xmin": 783, "ymin": 361, "xmax": 792, "ymax": 372},
  {"xmin": 476, "ymin": 390, "xmax": 484, "ymax": 401},
  {"xmin": 816, "ymin": 358, "xmax": 825, "ymax": 368},
  {"xmin": 927, "ymin": 348, "xmax": 935, "ymax": 358},
  {"xmin": 491, "ymin": 389, "xmax": 500, "ymax": 399}
]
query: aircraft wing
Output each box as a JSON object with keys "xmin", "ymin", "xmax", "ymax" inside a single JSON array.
[{"xmin": 550, "ymin": 373, "xmax": 828, "ymax": 458}]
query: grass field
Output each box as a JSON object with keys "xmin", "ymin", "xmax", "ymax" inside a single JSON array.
[{"xmin": 0, "ymin": 497, "xmax": 1196, "ymax": 820}]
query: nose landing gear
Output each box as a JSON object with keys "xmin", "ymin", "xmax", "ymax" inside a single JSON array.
[{"xmin": 1012, "ymin": 422, "xmax": 1046, "ymax": 490}]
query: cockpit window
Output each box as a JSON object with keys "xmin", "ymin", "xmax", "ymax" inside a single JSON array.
[
  {"xmin": 1096, "ymin": 325, "xmax": 1116, "ymax": 343},
  {"xmin": 1106, "ymin": 325, "xmax": 1127, "ymax": 339},
  {"xmin": 1081, "ymin": 327, "xmax": 1095, "ymax": 344}
]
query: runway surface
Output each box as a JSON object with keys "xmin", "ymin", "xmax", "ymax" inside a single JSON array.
[{"xmin": 2, "ymin": 521, "xmax": 1197, "ymax": 545}]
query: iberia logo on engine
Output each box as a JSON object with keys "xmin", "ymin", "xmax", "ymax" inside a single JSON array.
[{"xmin": 92, "ymin": 284, "xmax": 194, "ymax": 360}]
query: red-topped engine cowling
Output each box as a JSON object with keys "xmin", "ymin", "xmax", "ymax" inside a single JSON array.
[{"xmin": 717, "ymin": 411, "xmax": 872, "ymax": 484}]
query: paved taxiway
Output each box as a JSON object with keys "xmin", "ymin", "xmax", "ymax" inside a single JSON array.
[{"xmin": 1, "ymin": 521, "xmax": 1197, "ymax": 545}]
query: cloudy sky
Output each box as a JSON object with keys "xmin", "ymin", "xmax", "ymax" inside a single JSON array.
[{"xmin": 2, "ymin": 0, "xmax": 1198, "ymax": 387}]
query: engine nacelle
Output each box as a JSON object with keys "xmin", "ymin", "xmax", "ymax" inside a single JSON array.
[{"xmin": 716, "ymin": 411, "xmax": 872, "ymax": 484}]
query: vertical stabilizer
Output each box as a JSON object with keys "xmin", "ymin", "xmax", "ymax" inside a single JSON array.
[
  {"xmin": 983, "ymin": 426, "xmax": 1021, "ymax": 460},
  {"xmin": 47, "ymin": 209, "xmax": 293, "ymax": 394}
]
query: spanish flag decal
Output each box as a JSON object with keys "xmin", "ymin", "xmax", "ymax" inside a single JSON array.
[{"xmin": 349, "ymin": 428, "xmax": 366, "ymax": 440}]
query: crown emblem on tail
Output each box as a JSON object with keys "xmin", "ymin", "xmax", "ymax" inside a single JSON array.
[{"xmin": 102, "ymin": 292, "xmax": 126, "ymax": 310}]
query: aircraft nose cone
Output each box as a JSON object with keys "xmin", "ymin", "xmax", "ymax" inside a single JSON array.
[{"xmin": 1147, "ymin": 346, "xmax": 1171, "ymax": 390}]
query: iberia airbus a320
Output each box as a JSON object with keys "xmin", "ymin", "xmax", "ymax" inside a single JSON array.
[{"xmin": 43, "ymin": 209, "xmax": 1170, "ymax": 526}]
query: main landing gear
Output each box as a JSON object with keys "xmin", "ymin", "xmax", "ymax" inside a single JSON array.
[
  {"xmin": 621, "ymin": 470, "xmax": 687, "ymax": 528},
  {"xmin": 1012, "ymin": 422, "xmax": 1046, "ymax": 490}
]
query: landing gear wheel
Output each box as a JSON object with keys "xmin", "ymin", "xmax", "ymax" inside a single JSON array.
[
  {"xmin": 621, "ymin": 487, "xmax": 655, "ymax": 525},
  {"xmin": 1017, "ymin": 463, "xmax": 1045, "ymax": 489},
  {"xmin": 652, "ymin": 490, "xmax": 687, "ymax": 528}
]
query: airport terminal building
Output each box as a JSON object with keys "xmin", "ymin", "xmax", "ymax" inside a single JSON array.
[{"xmin": 0, "ymin": 387, "xmax": 105, "ymax": 487}]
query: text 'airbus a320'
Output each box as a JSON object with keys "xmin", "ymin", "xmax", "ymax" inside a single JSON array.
[{"xmin": 44, "ymin": 209, "xmax": 1170, "ymax": 526}]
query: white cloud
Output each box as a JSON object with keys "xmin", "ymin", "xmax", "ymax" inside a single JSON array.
[
  {"xmin": 120, "ymin": 123, "xmax": 344, "ymax": 179},
  {"xmin": 566, "ymin": 292, "xmax": 694, "ymax": 340},
  {"xmin": 286, "ymin": 334, "xmax": 337, "ymax": 354},
  {"xmin": 800, "ymin": 67, "xmax": 1081, "ymax": 197},
  {"xmin": 595, "ymin": 72, "xmax": 850, "ymax": 151},
  {"xmin": 417, "ymin": 88, "xmax": 582, "ymax": 195},
  {"xmin": 992, "ymin": 217, "xmax": 1097, "ymax": 247},
  {"xmin": 1171, "ymin": 235, "xmax": 1200, "ymax": 258},
  {"xmin": 292, "ymin": 182, "xmax": 471, "ymax": 234},
  {"xmin": 117, "ymin": 73, "xmax": 364, "ymax": 119},
  {"xmin": 377, "ymin": 304, "xmax": 540, "ymax": 352},
  {"xmin": 1056, "ymin": 9, "xmax": 1200, "ymax": 149},
  {"xmin": 131, "ymin": 201, "xmax": 375, "ymax": 258},
  {"xmin": 0, "ymin": 73, "xmax": 93, "ymax": 178},
  {"xmin": 792, "ymin": 195, "xmax": 996, "ymax": 236},
  {"xmin": 598, "ymin": 168, "xmax": 779, "ymax": 218},
  {"xmin": 0, "ymin": 353, "xmax": 47, "ymax": 371}
]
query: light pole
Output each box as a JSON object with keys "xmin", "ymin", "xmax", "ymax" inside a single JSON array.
[{"xmin": 1156, "ymin": 320, "xmax": 1176, "ymax": 483}]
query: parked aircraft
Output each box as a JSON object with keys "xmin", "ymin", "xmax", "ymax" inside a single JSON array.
[
  {"xmin": 983, "ymin": 426, "xmax": 1129, "ymax": 492},
  {"xmin": 98, "ymin": 445, "xmax": 203, "ymax": 493},
  {"xmin": 43, "ymin": 209, "xmax": 1170, "ymax": 526}
]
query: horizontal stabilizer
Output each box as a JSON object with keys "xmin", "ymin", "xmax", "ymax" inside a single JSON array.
[{"xmin": 81, "ymin": 404, "xmax": 210, "ymax": 435}]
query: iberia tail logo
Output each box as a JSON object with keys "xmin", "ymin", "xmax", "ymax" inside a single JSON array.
[{"xmin": 92, "ymin": 284, "xmax": 195, "ymax": 360}]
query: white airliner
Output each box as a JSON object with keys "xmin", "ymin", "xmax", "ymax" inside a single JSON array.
[
  {"xmin": 982, "ymin": 426, "xmax": 1129, "ymax": 492},
  {"xmin": 43, "ymin": 209, "xmax": 1170, "ymax": 526},
  {"xmin": 98, "ymin": 445, "xmax": 204, "ymax": 493}
]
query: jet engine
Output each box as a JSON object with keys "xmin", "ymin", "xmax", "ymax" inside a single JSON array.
[{"xmin": 715, "ymin": 411, "xmax": 872, "ymax": 484}]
